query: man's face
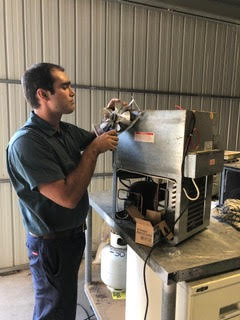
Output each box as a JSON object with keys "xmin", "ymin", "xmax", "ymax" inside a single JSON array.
[{"xmin": 48, "ymin": 69, "xmax": 75, "ymax": 114}]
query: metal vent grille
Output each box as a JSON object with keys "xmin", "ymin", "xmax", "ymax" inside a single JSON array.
[
  {"xmin": 186, "ymin": 177, "xmax": 206, "ymax": 232},
  {"xmin": 168, "ymin": 181, "xmax": 177, "ymax": 210}
]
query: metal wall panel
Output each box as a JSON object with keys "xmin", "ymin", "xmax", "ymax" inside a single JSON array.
[
  {"xmin": 158, "ymin": 12, "xmax": 172, "ymax": 92},
  {"xmin": 169, "ymin": 14, "xmax": 184, "ymax": 93},
  {"xmin": 0, "ymin": 184, "xmax": 13, "ymax": 269},
  {"xmin": 24, "ymin": 0, "xmax": 42, "ymax": 68},
  {"xmin": 76, "ymin": 0, "xmax": 91, "ymax": 85},
  {"xmin": 0, "ymin": 84, "xmax": 9, "ymax": 179},
  {"xmin": 145, "ymin": 10, "xmax": 160, "ymax": 90},
  {"xmin": 120, "ymin": 4, "xmax": 134, "ymax": 89},
  {"xmin": 191, "ymin": 19, "xmax": 206, "ymax": 94},
  {"xmin": 42, "ymin": 0, "xmax": 59, "ymax": 63},
  {"xmin": 59, "ymin": 0, "xmax": 75, "ymax": 82},
  {"xmin": 106, "ymin": 1, "xmax": 120, "ymax": 87},
  {"xmin": 8, "ymin": 84, "xmax": 27, "ymax": 137},
  {"xmin": 180, "ymin": 16, "xmax": 195, "ymax": 94},
  {"xmin": 133, "ymin": 6, "xmax": 147, "ymax": 89},
  {"xmin": 5, "ymin": 0, "xmax": 25, "ymax": 79},
  {"xmin": 11, "ymin": 188, "xmax": 28, "ymax": 265},
  {"xmin": 0, "ymin": 0, "xmax": 7, "ymax": 78},
  {"xmin": 1, "ymin": 0, "xmax": 240, "ymax": 269},
  {"xmin": 91, "ymin": 0, "xmax": 106, "ymax": 86}
]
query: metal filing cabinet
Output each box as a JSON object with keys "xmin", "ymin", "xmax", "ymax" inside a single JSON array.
[{"xmin": 175, "ymin": 270, "xmax": 240, "ymax": 320}]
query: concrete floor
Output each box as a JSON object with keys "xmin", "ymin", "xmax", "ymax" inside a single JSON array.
[{"xmin": 0, "ymin": 260, "xmax": 97, "ymax": 320}]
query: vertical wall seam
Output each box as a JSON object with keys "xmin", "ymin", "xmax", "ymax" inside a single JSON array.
[
  {"xmin": 74, "ymin": 0, "xmax": 77, "ymax": 125},
  {"xmin": 156, "ymin": 12, "xmax": 162, "ymax": 109},
  {"xmin": 190, "ymin": 18, "xmax": 197, "ymax": 110},
  {"xmin": 4, "ymin": 0, "xmax": 14, "ymax": 268},
  {"xmin": 90, "ymin": 0, "xmax": 92, "ymax": 136},
  {"xmin": 40, "ymin": 0, "xmax": 44, "ymax": 61},
  {"xmin": 57, "ymin": 0, "xmax": 60, "ymax": 64},
  {"xmin": 118, "ymin": 3, "xmax": 122, "ymax": 96},
  {"xmin": 3, "ymin": 0, "xmax": 8, "ymax": 80},
  {"xmin": 143, "ymin": 9, "xmax": 148, "ymax": 108},
  {"xmin": 201, "ymin": 21, "xmax": 208, "ymax": 110},
  {"xmin": 132, "ymin": 6, "xmax": 135, "ymax": 92}
]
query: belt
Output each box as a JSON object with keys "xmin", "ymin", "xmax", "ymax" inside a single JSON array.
[{"xmin": 29, "ymin": 224, "xmax": 86, "ymax": 240}]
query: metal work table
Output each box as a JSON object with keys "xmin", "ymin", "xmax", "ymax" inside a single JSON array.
[{"xmin": 85, "ymin": 191, "xmax": 240, "ymax": 320}]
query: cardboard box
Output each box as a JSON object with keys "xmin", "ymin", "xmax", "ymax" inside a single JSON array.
[{"xmin": 126, "ymin": 206, "xmax": 173, "ymax": 247}]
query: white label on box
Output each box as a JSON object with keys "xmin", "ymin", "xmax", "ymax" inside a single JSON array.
[{"xmin": 134, "ymin": 132, "xmax": 155, "ymax": 143}]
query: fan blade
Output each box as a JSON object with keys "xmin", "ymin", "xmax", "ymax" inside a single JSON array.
[{"xmin": 117, "ymin": 111, "xmax": 131, "ymax": 126}]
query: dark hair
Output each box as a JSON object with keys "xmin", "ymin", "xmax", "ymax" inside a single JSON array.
[{"xmin": 21, "ymin": 62, "xmax": 64, "ymax": 108}]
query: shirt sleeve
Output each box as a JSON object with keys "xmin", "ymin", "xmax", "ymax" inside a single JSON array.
[
  {"xmin": 71, "ymin": 125, "xmax": 96, "ymax": 151},
  {"xmin": 8, "ymin": 135, "xmax": 65, "ymax": 191}
]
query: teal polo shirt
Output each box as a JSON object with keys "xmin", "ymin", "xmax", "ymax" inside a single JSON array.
[{"xmin": 7, "ymin": 111, "xmax": 95, "ymax": 236}]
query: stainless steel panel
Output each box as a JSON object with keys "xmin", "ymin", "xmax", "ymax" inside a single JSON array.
[
  {"xmin": 116, "ymin": 110, "xmax": 221, "ymax": 179},
  {"xmin": 184, "ymin": 150, "xmax": 224, "ymax": 178},
  {"xmin": 116, "ymin": 110, "xmax": 187, "ymax": 179}
]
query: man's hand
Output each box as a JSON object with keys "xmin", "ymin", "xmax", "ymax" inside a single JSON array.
[
  {"xmin": 106, "ymin": 98, "xmax": 121, "ymax": 111},
  {"xmin": 91, "ymin": 129, "xmax": 118, "ymax": 154}
]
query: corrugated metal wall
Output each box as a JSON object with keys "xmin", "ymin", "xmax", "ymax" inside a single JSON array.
[{"xmin": 0, "ymin": 0, "xmax": 240, "ymax": 270}]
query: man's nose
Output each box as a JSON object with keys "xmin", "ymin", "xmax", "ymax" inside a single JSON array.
[{"xmin": 70, "ymin": 87, "xmax": 75, "ymax": 96}]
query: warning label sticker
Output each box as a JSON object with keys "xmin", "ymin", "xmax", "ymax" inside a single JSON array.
[{"xmin": 134, "ymin": 132, "xmax": 155, "ymax": 143}]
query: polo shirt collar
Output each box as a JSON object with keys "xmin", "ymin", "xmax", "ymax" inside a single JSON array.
[{"xmin": 25, "ymin": 111, "xmax": 68, "ymax": 137}]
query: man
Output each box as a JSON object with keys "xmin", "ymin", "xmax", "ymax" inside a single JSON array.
[{"xmin": 7, "ymin": 62, "xmax": 119, "ymax": 320}]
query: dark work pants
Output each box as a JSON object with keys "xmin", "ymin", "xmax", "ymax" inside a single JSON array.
[{"xmin": 26, "ymin": 230, "xmax": 86, "ymax": 320}]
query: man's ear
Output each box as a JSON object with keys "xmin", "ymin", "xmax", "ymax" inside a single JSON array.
[{"xmin": 36, "ymin": 88, "xmax": 49, "ymax": 101}]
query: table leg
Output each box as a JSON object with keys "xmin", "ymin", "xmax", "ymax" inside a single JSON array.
[
  {"xmin": 85, "ymin": 206, "xmax": 92, "ymax": 285},
  {"xmin": 161, "ymin": 280, "xmax": 176, "ymax": 320}
]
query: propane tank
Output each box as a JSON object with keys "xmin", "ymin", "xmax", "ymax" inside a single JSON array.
[{"xmin": 101, "ymin": 231, "xmax": 127, "ymax": 292}]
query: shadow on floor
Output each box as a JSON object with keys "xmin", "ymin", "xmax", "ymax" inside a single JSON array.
[{"xmin": 0, "ymin": 260, "xmax": 97, "ymax": 320}]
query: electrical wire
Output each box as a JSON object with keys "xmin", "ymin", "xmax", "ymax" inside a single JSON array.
[
  {"xmin": 143, "ymin": 241, "xmax": 160, "ymax": 320},
  {"xmin": 77, "ymin": 303, "xmax": 90, "ymax": 319},
  {"xmin": 143, "ymin": 204, "xmax": 189, "ymax": 320},
  {"xmin": 119, "ymin": 178, "xmax": 131, "ymax": 188},
  {"xmin": 82, "ymin": 314, "xmax": 96, "ymax": 320},
  {"xmin": 183, "ymin": 178, "xmax": 200, "ymax": 201}
]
